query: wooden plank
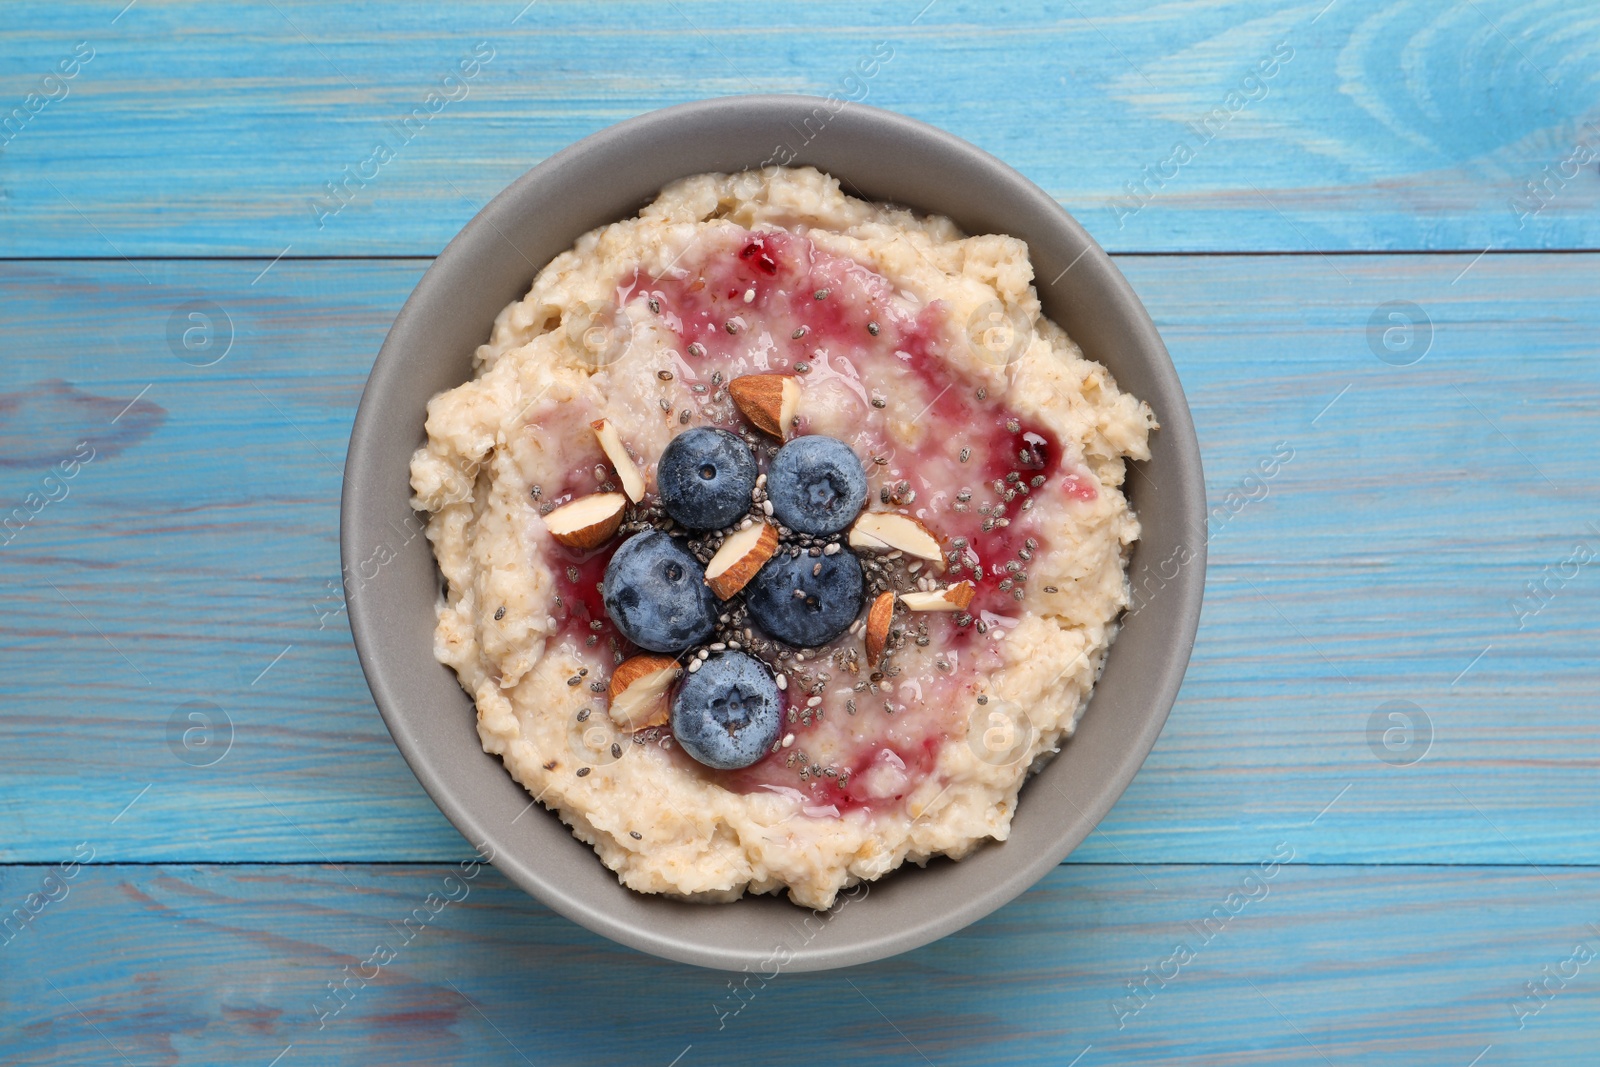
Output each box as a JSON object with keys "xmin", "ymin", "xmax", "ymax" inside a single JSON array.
[
  {"xmin": 2, "ymin": 862, "xmax": 1594, "ymax": 1064},
  {"xmin": 0, "ymin": 254, "xmax": 1596, "ymax": 864},
  {"xmin": 2, "ymin": 1, "xmax": 1598, "ymax": 256}
]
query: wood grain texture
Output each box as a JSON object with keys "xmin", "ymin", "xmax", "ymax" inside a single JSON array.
[
  {"xmin": 0, "ymin": 254, "xmax": 1595, "ymax": 865},
  {"xmin": 2, "ymin": 1, "xmax": 1599, "ymax": 256},
  {"xmin": 3, "ymin": 862, "xmax": 1596, "ymax": 1065}
]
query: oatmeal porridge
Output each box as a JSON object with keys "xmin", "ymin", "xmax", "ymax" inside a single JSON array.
[{"xmin": 409, "ymin": 166, "xmax": 1155, "ymax": 908}]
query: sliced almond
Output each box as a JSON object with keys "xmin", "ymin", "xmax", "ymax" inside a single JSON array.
[
  {"xmin": 541, "ymin": 492, "xmax": 627, "ymax": 550},
  {"xmin": 607, "ymin": 654, "xmax": 682, "ymax": 731},
  {"xmin": 727, "ymin": 373, "xmax": 800, "ymax": 440},
  {"xmin": 864, "ymin": 590, "xmax": 895, "ymax": 666},
  {"xmin": 704, "ymin": 521, "xmax": 778, "ymax": 599},
  {"xmin": 899, "ymin": 580, "xmax": 976, "ymax": 612},
  {"xmin": 847, "ymin": 512, "xmax": 943, "ymax": 566},
  {"xmin": 591, "ymin": 418, "xmax": 645, "ymax": 502}
]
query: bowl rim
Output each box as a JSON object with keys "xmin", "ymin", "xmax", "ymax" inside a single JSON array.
[{"xmin": 342, "ymin": 93, "xmax": 1205, "ymax": 971}]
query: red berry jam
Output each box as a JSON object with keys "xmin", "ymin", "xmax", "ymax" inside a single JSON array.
[{"xmin": 574, "ymin": 227, "xmax": 1099, "ymax": 813}]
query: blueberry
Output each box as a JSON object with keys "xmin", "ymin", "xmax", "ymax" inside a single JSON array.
[
  {"xmin": 657, "ymin": 427, "xmax": 758, "ymax": 530},
  {"xmin": 766, "ymin": 436, "xmax": 867, "ymax": 535},
  {"xmin": 671, "ymin": 652, "xmax": 783, "ymax": 770},
  {"xmin": 601, "ymin": 530, "xmax": 717, "ymax": 653},
  {"xmin": 745, "ymin": 547, "xmax": 864, "ymax": 648}
]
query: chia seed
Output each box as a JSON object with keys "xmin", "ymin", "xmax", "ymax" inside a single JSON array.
[
  {"xmin": 687, "ymin": 342, "xmax": 706, "ymax": 357},
  {"xmin": 814, "ymin": 288, "xmax": 830, "ymax": 300},
  {"xmin": 959, "ymin": 448, "xmax": 970, "ymax": 463},
  {"xmin": 657, "ymin": 369, "xmax": 674, "ymax": 381},
  {"xmin": 576, "ymin": 708, "xmax": 590, "ymax": 721},
  {"xmin": 630, "ymin": 830, "xmax": 642, "ymax": 840},
  {"xmin": 866, "ymin": 321, "xmax": 880, "ymax": 336},
  {"xmin": 871, "ymin": 396, "xmax": 886, "ymax": 408},
  {"xmin": 976, "ymin": 387, "xmax": 987, "ymax": 400},
  {"xmin": 576, "ymin": 767, "xmax": 590, "ymax": 777},
  {"xmin": 493, "ymin": 606, "xmax": 505, "ymax": 621}
]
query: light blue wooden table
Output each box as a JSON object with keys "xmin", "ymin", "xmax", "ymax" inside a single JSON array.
[{"xmin": 3, "ymin": 2, "xmax": 1597, "ymax": 1063}]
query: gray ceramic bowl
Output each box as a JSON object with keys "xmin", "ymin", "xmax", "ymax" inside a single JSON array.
[{"xmin": 342, "ymin": 95, "xmax": 1204, "ymax": 972}]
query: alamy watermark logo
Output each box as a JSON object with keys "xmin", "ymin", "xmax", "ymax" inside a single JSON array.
[
  {"xmin": 0, "ymin": 440, "xmax": 95, "ymax": 548},
  {"xmin": 0, "ymin": 41, "xmax": 94, "ymax": 155},
  {"xmin": 0, "ymin": 842, "xmax": 95, "ymax": 948},
  {"xmin": 758, "ymin": 42, "xmax": 893, "ymax": 168},
  {"xmin": 965, "ymin": 697, "xmax": 1035, "ymax": 766},
  {"xmin": 1110, "ymin": 842, "xmax": 1295, "ymax": 1029},
  {"xmin": 711, "ymin": 881, "xmax": 870, "ymax": 1029},
  {"xmin": 166, "ymin": 701, "xmax": 233, "ymax": 768},
  {"xmin": 166, "ymin": 300, "xmax": 234, "ymax": 367},
  {"xmin": 1366, "ymin": 700, "xmax": 1432, "ymax": 767},
  {"xmin": 310, "ymin": 42, "xmax": 496, "ymax": 229},
  {"xmin": 1509, "ymin": 119, "xmax": 1599, "ymax": 230},
  {"xmin": 1367, "ymin": 301, "xmax": 1432, "ymax": 366},
  {"xmin": 965, "ymin": 300, "xmax": 1030, "ymax": 369},
  {"xmin": 311, "ymin": 841, "xmax": 495, "ymax": 1029},
  {"xmin": 1107, "ymin": 39, "xmax": 1294, "ymax": 229},
  {"xmin": 1510, "ymin": 526, "xmax": 1598, "ymax": 631},
  {"xmin": 1510, "ymin": 926, "xmax": 1600, "ymax": 1030}
]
